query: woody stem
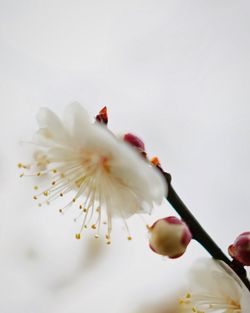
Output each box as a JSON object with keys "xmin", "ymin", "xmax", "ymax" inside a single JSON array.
[{"xmin": 163, "ymin": 171, "xmax": 250, "ymax": 292}]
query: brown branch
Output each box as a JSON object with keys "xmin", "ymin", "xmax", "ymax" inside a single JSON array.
[{"xmin": 163, "ymin": 171, "xmax": 250, "ymax": 292}]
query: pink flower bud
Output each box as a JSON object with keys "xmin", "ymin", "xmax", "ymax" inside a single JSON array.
[
  {"xmin": 123, "ymin": 133, "xmax": 145, "ymax": 152},
  {"xmin": 148, "ymin": 216, "xmax": 192, "ymax": 258},
  {"xmin": 228, "ymin": 232, "xmax": 250, "ymax": 266}
]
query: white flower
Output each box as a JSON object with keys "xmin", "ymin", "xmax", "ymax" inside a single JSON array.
[
  {"xmin": 19, "ymin": 103, "xmax": 167, "ymax": 243},
  {"xmin": 179, "ymin": 258, "xmax": 250, "ymax": 313}
]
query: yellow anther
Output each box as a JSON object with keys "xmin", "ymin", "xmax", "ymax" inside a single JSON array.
[
  {"xmin": 19, "ymin": 173, "xmax": 24, "ymax": 178},
  {"xmin": 34, "ymin": 186, "xmax": 39, "ymax": 190},
  {"xmin": 186, "ymin": 293, "xmax": 191, "ymax": 299},
  {"xmin": 37, "ymin": 172, "xmax": 41, "ymax": 176},
  {"xmin": 60, "ymin": 173, "xmax": 65, "ymax": 178},
  {"xmin": 52, "ymin": 169, "xmax": 57, "ymax": 174},
  {"xmin": 79, "ymin": 205, "xmax": 83, "ymax": 209},
  {"xmin": 18, "ymin": 163, "xmax": 23, "ymax": 168},
  {"xmin": 75, "ymin": 233, "xmax": 81, "ymax": 240},
  {"xmin": 43, "ymin": 191, "xmax": 49, "ymax": 196},
  {"xmin": 72, "ymin": 198, "xmax": 76, "ymax": 202},
  {"xmin": 33, "ymin": 195, "xmax": 38, "ymax": 200},
  {"xmin": 106, "ymin": 240, "xmax": 111, "ymax": 245},
  {"xmin": 127, "ymin": 236, "xmax": 132, "ymax": 241},
  {"xmin": 83, "ymin": 208, "xmax": 87, "ymax": 213},
  {"xmin": 105, "ymin": 234, "xmax": 110, "ymax": 240},
  {"xmin": 91, "ymin": 224, "xmax": 96, "ymax": 230}
]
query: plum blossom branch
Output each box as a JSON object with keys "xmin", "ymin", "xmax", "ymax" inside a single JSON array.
[{"xmin": 162, "ymin": 171, "xmax": 250, "ymax": 292}]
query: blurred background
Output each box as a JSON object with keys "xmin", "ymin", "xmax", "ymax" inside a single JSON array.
[{"xmin": 0, "ymin": 1, "xmax": 250, "ymax": 312}]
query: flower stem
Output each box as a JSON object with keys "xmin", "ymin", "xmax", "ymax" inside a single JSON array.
[{"xmin": 163, "ymin": 172, "xmax": 250, "ymax": 291}]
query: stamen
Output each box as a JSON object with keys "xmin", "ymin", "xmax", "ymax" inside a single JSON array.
[
  {"xmin": 20, "ymin": 145, "xmax": 138, "ymax": 244},
  {"xmin": 75, "ymin": 233, "xmax": 81, "ymax": 240}
]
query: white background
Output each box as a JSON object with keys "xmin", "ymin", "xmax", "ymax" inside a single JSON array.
[{"xmin": 0, "ymin": 1, "xmax": 250, "ymax": 312}]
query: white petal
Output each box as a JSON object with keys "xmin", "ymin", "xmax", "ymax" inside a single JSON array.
[
  {"xmin": 63, "ymin": 102, "xmax": 91, "ymax": 144},
  {"xmin": 84, "ymin": 122, "xmax": 167, "ymax": 218},
  {"xmin": 187, "ymin": 258, "xmax": 246, "ymax": 313},
  {"xmin": 36, "ymin": 107, "xmax": 72, "ymax": 146},
  {"xmin": 190, "ymin": 259, "xmax": 241, "ymax": 299},
  {"xmin": 241, "ymin": 287, "xmax": 250, "ymax": 313}
]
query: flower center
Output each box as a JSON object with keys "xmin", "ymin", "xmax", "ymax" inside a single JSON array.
[
  {"xmin": 100, "ymin": 156, "xmax": 110, "ymax": 173},
  {"xmin": 19, "ymin": 148, "xmax": 133, "ymax": 244}
]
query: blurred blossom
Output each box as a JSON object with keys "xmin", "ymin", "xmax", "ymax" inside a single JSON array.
[
  {"xmin": 179, "ymin": 258, "xmax": 250, "ymax": 313},
  {"xmin": 19, "ymin": 103, "xmax": 167, "ymax": 243}
]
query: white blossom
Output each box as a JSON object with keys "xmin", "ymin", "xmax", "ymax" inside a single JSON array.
[
  {"xmin": 19, "ymin": 103, "xmax": 167, "ymax": 243},
  {"xmin": 179, "ymin": 258, "xmax": 250, "ymax": 313}
]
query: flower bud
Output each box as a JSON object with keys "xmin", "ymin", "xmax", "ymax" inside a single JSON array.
[
  {"xmin": 123, "ymin": 133, "xmax": 145, "ymax": 151},
  {"xmin": 149, "ymin": 216, "xmax": 192, "ymax": 258},
  {"xmin": 96, "ymin": 106, "xmax": 108, "ymax": 124},
  {"xmin": 228, "ymin": 232, "xmax": 250, "ymax": 266},
  {"xmin": 123, "ymin": 133, "xmax": 147, "ymax": 158}
]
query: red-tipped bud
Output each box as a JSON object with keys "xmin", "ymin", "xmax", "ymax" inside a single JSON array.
[
  {"xmin": 123, "ymin": 133, "xmax": 145, "ymax": 151},
  {"xmin": 96, "ymin": 106, "xmax": 108, "ymax": 124},
  {"xmin": 149, "ymin": 216, "xmax": 192, "ymax": 258},
  {"xmin": 228, "ymin": 232, "xmax": 250, "ymax": 266}
]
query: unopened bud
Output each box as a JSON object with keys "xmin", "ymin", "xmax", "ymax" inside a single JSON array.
[
  {"xmin": 96, "ymin": 106, "xmax": 108, "ymax": 125},
  {"xmin": 228, "ymin": 232, "xmax": 250, "ymax": 266},
  {"xmin": 123, "ymin": 133, "xmax": 146, "ymax": 156},
  {"xmin": 149, "ymin": 216, "xmax": 192, "ymax": 258}
]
